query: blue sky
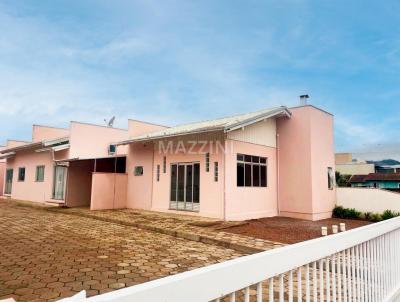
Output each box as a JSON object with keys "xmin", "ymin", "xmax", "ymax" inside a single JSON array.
[{"xmin": 0, "ymin": 1, "xmax": 399, "ymax": 159}]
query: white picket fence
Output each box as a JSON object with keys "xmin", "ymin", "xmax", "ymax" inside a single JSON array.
[{"xmin": 62, "ymin": 217, "xmax": 400, "ymax": 302}]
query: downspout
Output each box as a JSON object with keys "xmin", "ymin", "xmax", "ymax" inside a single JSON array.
[
  {"xmin": 150, "ymin": 142, "xmax": 155, "ymax": 211},
  {"xmin": 113, "ymin": 157, "xmax": 117, "ymax": 209},
  {"xmin": 276, "ymin": 133, "xmax": 280, "ymax": 216},
  {"xmin": 223, "ymin": 134, "xmax": 227, "ymax": 221}
]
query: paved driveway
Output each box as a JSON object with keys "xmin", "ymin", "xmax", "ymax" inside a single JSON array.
[{"xmin": 0, "ymin": 200, "xmax": 243, "ymax": 302}]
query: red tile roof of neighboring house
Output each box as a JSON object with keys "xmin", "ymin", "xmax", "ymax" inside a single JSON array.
[
  {"xmin": 364, "ymin": 173, "xmax": 400, "ymax": 181},
  {"xmin": 349, "ymin": 173, "xmax": 400, "ymax": 183},
  {"xmin": 349, "ymin": 174, "xmax": 367, "ymax": 183}
]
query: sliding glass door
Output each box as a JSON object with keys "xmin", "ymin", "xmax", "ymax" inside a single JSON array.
[
  {"xmin": 4, "ymin": 169, "xmax": 13, "ymax": 194},
  {"xmin": 53, "ymin": 166, "xmax": 67, "ymax": 200},
  {"xmin": 170, "ymin": 162, "xmax": 200, "ymax": 211}
]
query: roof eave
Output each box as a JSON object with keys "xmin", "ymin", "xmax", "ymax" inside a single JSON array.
[
  {"xmin": 115, "ymin": 127, "xmax": 226, "ymax": 145},
  {"xmin": 224, "ymin": 108, "xmax": 291, "ymax": 133}
]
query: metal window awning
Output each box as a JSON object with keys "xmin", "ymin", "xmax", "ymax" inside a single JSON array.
[{"xmin": 35, "ymin": 144, "xmax": 70, "ymax": 153}]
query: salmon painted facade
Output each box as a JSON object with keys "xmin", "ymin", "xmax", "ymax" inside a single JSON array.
[{"xmin": 0, "ymin": 105, "xmax": 336, "ymax": 221}]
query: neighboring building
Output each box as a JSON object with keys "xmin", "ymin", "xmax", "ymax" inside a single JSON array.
[
  {"xmin": 1, "ymin": 105, "xmax": 336, "ymax": 221},
  {"xmin": 335, "ymin": 153, "xmax": 375, "ymax": 175},
  {"xmin": 375, "ymin": 165, "xmax": 400, "ymax": 174},
  {"xmin": 349, "ymin": 173, "xmax": 400, "ymax": 190},
  {"xmin": 0, "ymin": 123, "xmax": 128, "ymax": 206}
]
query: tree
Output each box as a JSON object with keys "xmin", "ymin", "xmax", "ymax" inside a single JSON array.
[{"xmin": 336, "ymin": 171, "xmax": 351, "ymax": 187}]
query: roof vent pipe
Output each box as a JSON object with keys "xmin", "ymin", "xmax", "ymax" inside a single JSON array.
[{"xmin": 299, "ymin": 94, "xmax": 309, "ymax": 105}]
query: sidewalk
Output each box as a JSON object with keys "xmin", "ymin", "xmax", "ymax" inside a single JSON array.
[{"xmin": 49, "ymin": 207, "xmax": 285, "ymax": 254}]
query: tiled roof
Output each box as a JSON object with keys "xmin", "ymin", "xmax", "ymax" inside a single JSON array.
[
  {"xmin": 349, "ymin": 173, "xmax": 400, "ymax": 183},
  {"xmin": 348, "ymin": 174, "xmax": 367, "ymax": 183}
]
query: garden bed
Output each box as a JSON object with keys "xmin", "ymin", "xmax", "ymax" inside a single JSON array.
[{"xmin": 217, "ymin": 217, "xmax": 372, "ymax": 244}]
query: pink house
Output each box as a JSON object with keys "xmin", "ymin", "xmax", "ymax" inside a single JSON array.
[
  {"xmin": 116, "ymin": 105, "xmax": 335, "ymax": 221},
  {"xmin": 0, "ymin": 123, "xmax": 128, "ymax": 206},
  {"xmin": 1, "ymin": 105, "xmax": 335, "ymax": 221}
]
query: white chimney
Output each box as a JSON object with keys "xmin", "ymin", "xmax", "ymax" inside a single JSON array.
[{"xmin": 299, "ymin": 94, "xmax": 309, "ymax": 105}]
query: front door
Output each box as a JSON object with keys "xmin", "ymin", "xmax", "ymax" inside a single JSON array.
[
  {"xmin": 4, "ymin": 169, "xmax": 13, "ymax": 194},
  {"xmin": 53, "ymin": 166, "xmax": 67, "ymax": 200},
  {"xmin": 170, "ymin": 162, "xmax": 200, "ymax": 211}
]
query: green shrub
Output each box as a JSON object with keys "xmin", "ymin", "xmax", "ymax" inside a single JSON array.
[
  {"xmin": 343, "ymin": 208, "xmax": 361, "ymax": 219},
  {"xmin": 370, "ymin": 213, "xmax": 382, "ymax": 222},
  {"xmin": 333, "ymin": 206, "xmax": 345, "ymax": 218},
  {"xmin": 333, "ymin": 206, "xmax": 361, "ymax": 219},
  {"xmin": 382, "ymin": 209, "xmax": 400, "ymax": 220},
  {"xmin": 363, "ymin": 212, "xmax": 373, "ymax": 221}
]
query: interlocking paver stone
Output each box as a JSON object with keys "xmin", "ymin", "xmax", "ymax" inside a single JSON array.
[{"xmin": 0, "ymin": 199, "xmax": 244, "ymax": 302}]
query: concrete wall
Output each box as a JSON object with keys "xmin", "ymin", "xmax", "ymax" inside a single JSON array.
[
  {"xmin": 277, "ymin": 105, "xmax": 336, "ymax": 220},
  {"xmin": 337, "ymin": 187, "xmax": 400, "ymax": 213},
  {"xmin": 91, "ymin": 173, "xmax": 127, "ymax": 210},
  {"xmin": 224, "ymin": 139, "xmax": 277, "ymax": 220},
  {"xmin": 336, "ymin": 163, "xmax": 375, "ymax": 175},
  {"xmin": 66, "ymin": 160, "xmax": 94, "ymax": 207},
  {"xmin": 68, "ymin": 122, "xmax": 128, "ymax": 159},
  {"xmin": 32, "ymin": 125, "xmax": 69, "ymax": 142}
]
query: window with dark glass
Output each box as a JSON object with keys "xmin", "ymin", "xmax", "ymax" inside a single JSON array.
[
  {"xmin": 236, "ymin": 154, "xmax": 267, "ymax": 187},
  {"xmin": 214, "ymin": 162, "xmax": 218, "ymax": 182},
  {"xmin": 156, "ymin": 165, "xmax": 160, "ymax": 182},
  {"xmin": 108, "ymin": 144, "xmax": 116, "ymax": 155},
  {"xmin": 205, "ymin": 153, "xmax": 210, "ymax": 172},
  {"xmin": 18, "ymin": 167, "xmax": 25, "ymax": 182}
]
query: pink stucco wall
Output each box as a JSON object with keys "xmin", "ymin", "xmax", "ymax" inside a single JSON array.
[
  {"xmin": 309, "ymin": 107, "xmax": 336, "ymax": 219},
  {"xmin": 151, "ymin": 139, "xmax": 225, "ymax": 219},
  {"xmin": 277, "ymin": 105, "xmax": 335, "ymax": 220},
  {"xmin": 66, "ymin": 160, "xmax": 94, "ymax": 207},
  {"xmin": 128, "ymin": 120, "xmax": 168, "ymax": 137},
  {"xmin": 125, "ymin": 142, "xmax": 155, "ymax": 210},
  {"xmin": 224, "ymin": 139, "xmax": 278, "ymax": 220},
  {"xmin": 91, "ymin": 172, "xmax": 127, "ymax": 210},
  {"xmin": 0, "ymin": 162, "xmax": 5, "ymax": 196},
  {"xmin": 32, "ymin": 125, "xmax": 69, "ymax": 142},
  {"xmin": 68, "ymin": 122, "xmax": 128, "ymax": 159},
  {"xmin": 6, "ymin": 140, "xmax": 30, "ymax": 148},
  {"xmin": 5, "ymin": 150, "xmax": 55, "ymax": 202}
]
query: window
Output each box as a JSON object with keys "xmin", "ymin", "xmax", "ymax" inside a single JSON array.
[
  {"xmin": 328, "ymin": 167, "xmax": 334, "ymax": 190},
  {"xmin": 134, "ymin": 166, "xmax": 144, "ymax": 176},
  {"xmin": 237, "ymin": 154, "xmax": 267, "ymax": 187},
  {"xmin": 205, "ymin": 153, "xmax": 210, "ymax": 172},
  {"xmin": 35, "ymin": 165, "xmax": 45, "ymax": 182},
  {"xmin": 156, "ymin": 165, "xmax": 160, "ymax": 182},
  {"xmin": 163, "ymin": 156, "xmax": 166, "ymax": 173},
  {"xmin": 18, "ymin": 167, "xmax": 25, "ymax": 182},
  {"xmin": 214, "ymin": 162, "xmax": 218, "ymax": 182},
  {"xmin": 108, "ymin": 144, "xmax": 116, "ymax": 155}
]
